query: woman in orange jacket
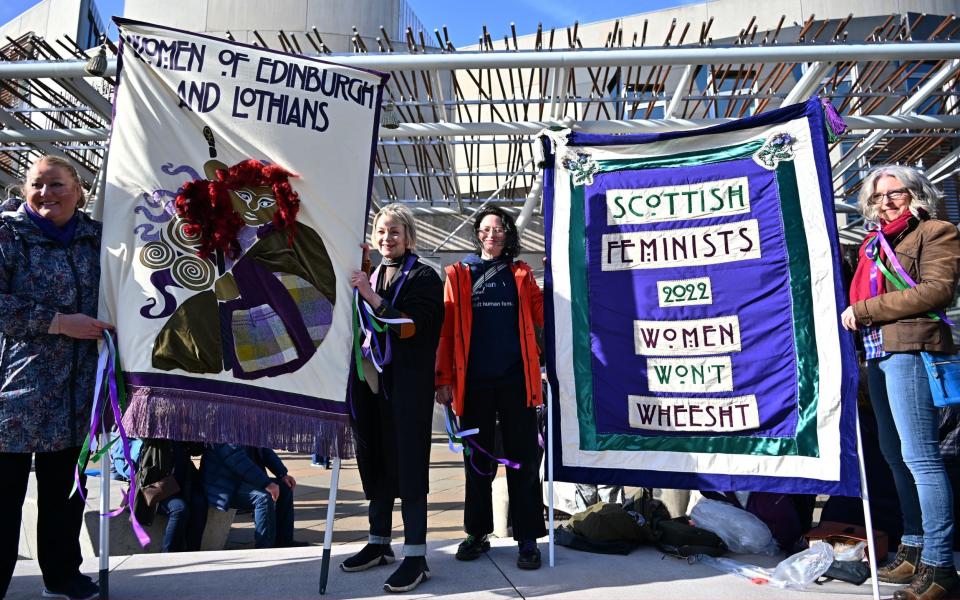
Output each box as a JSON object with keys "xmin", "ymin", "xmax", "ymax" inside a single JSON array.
[{"xmin": 435, "ymin": 206, "xmax": 546, "ymax": 570}]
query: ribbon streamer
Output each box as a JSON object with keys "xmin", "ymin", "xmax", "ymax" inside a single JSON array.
[
  {"xmin": 443, "ymin": 405, "xmax": 520, "ymax": 476},
  {"xmin": 443, "ymin": 405, "xmax": 479, "ymax": 453},
  {"xmin": 352, "ymin": 253, "xmax": 416, "ymax": 381},
  {"xmin": 73, "ymin": 330, "xmax": 151, "ymax": 547},
  {"xmin": 866, "ymin": 232, "xmax": 955, "ymax": 326}
]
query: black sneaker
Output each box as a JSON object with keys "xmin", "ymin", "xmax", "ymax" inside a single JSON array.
[
  {"xmin": 383, "ymin": 557, "xmax": 430, "ymax": 593},
  {"xmin": 455, "ymin": 534, "xmax": 490, "ymax": 561},
  {"xmin": 42, "ymin": 575, "xmax": 99, "ymax": 600},
  {"xmin": 517, "ymin": 540, "xmax": 541, "ymax": 570},
  {"xmin": 340, "ymin": 543, "xmax": 395, "ymax": 572}
]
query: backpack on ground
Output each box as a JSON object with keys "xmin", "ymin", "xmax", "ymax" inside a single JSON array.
[{"xmin": 654, "ymin": 517, "xmax": 728, "ymax": 559}]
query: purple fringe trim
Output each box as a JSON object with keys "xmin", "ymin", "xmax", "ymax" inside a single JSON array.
[
  {"xmin": 122, "ymin": 386, "xmax": 354, "ymax": 458},
  {"xmin": 820, "ymin": 98, "xmax": 848, "ymax": 142}
]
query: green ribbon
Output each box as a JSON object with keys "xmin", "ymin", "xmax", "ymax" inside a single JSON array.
[{"xmin": 870, "ymin": 243, "xmax": 942, "ymax": 321}]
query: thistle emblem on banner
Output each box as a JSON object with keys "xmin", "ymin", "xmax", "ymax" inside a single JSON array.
[
  {"xmin": 753, "ymin": 132, "xmax": 796, "ymax": 170},
  {"xmin": 562, "ymin": 150, "xmax": 600, "ymax": 186}
]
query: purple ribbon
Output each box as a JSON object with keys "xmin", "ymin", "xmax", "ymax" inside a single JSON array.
[
  {"xmin": 874, "ymin": 231, "xmax": 956, "ymax": 327},
  {"xmin": 82, "ymin": 332, "xmax": 151, "ymax": 546},
  {"xmin": 358, "ymin": 253, "xmax": 418, "ymax": 370},
  {"xmin": 463, "ymin": 437, "xmax": 522, "ymax": 476},
  {"xmin": 865, "ymin": 235, "xmax": 880, "ymax": 298},
  {"xmin": 443, "ymin": 406, "xmax": 521, "ymax": 476}
]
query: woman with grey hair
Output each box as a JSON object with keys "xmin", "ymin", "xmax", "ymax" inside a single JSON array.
[
  {"xmin": 841, "ymin": 165, "xmax": 960, "ymax": 600},
  {"xmin": 340, "ymin": 203, "xmax": 443, "ymax": 593}
]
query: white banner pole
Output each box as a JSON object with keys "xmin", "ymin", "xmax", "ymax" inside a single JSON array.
[
  {"xmin": 547, "ymin": 381, "xmax": 555, "ymax": 568},
  {"xmin": 97, "ymin": 431, "xmax": 110, "ymax": 600},
  {"xmin": 319, "ymin": 457, "xmax": 342, "ymax": 595},
  {"xmin": 855, "ymin": 412, "xmax": 881, "ymax": 600}
]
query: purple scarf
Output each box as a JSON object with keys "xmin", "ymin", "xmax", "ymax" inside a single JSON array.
[{"xmin": 24, "ymin": 203, "xmax": 79, "ymax": 247}]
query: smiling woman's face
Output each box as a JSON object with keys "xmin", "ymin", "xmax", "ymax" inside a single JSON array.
[
  {"xmin": 374, "ymin": 215, "xmax": 407, "ymax": 260},
  {"xmin": 25, "ymin": 159, "xmax": 82, "ymax": 227},
  {"xmin": 872, "ymin": 175, "xmax": 913, "ymax": 224}
]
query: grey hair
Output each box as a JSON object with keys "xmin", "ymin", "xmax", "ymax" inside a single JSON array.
[
  {"xmin": 857, "ymin": 164, "xmax": 941, "ymax": 223},
  {"xmin": 371, "ymin": 202, "xmax": 418, "ymax": 251}
]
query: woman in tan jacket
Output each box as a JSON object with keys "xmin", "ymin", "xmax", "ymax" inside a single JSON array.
[{"xmin": 842, "ymin": 165, "xmax": 960, "ymax": 600}]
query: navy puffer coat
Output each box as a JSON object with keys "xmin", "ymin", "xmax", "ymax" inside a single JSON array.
[{"xmin": 201, "ymin": 444, "xmax": 288, "ymax": 511}]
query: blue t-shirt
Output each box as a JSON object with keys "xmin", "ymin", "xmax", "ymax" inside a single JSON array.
[{"xmin": 464, "ymin": 254, "xmax": 523, "ymax": 387}]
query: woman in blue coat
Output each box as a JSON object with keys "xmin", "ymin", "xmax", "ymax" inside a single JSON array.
[{"xmin": 0, "ymin": 156, "xmax": 112, "ymax": 600}]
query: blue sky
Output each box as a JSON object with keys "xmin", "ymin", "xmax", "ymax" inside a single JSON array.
[{"xmin": 2, "ymin": 0, "xmax": 702, "ymax": 47}]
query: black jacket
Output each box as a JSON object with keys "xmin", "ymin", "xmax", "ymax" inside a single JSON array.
[{"xmin": 351, "ymin": 257, "xmax": 443, "ymax": 500}]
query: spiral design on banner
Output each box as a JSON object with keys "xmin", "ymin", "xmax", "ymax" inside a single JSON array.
[
  {"xmin": 138, "ymin": 241, "xmax": 175, "ymax": 270},
  {"xmin": 171, "ymin": 255, "xmax": 214, "ymax": 291},
  {"xmin": 167, "ymin": 217, "xmax": 203, "ymax": 255}
]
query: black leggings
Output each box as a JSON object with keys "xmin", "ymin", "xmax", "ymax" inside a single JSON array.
[{"xmin": 0, "ymin": 448, "xmax": 87, "ymax": 596}]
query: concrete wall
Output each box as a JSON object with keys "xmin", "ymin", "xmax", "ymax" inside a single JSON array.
[
  {"xmin": 0, "ymin": 0, "xmax": 83, "ymax": 43},
  {"xmin": 123, "ymin": 0, "xmax": 419, "ymax": 53}
]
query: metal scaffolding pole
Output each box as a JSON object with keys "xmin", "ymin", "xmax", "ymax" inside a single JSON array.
[
  {"xmin": 2, "ymin": 42, "xmax": 960, "ymax": 79},
  {"xmin": 782, "ymin": 61, "xmax": 833, "ymax": 105},
  {"xmin": 927, "ymin": 145, "xmax": 960, "ymax": 183},
  {"xmin": 832, "ymin": 58, "xmax": 960, "ymax": 179},
  {"xmin": 5, "ymin": 114, "xmax": 959, "ymax": 143}
]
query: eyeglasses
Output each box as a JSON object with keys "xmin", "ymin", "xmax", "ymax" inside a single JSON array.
[
  {"xmin": 478, "ymin": 227, "xmax": 506, "ymax": 236},
  {"xmin": 870, "ymin": 188, "xmax": 911, "ymax": 204}
]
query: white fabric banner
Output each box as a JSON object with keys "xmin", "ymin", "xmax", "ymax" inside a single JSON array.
[{"xmin": 100, "ymin": 19, "xmax": 386, "ymax": 454}]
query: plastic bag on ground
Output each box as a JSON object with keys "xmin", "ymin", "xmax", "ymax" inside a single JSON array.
[
  {"xmin": 696, "ymin": 541, "xmax": 836, "ymax": 590},
  {"xmin": 690, "ymin": 498, "xmax": 779, "ymax": 555},
  {"xmin": 772, "ymin": 541, "xmax": 836, "ymax": 588},
  {"xmin": 833, "ymin": 541, "xmax": 866, "ymax": 562}
]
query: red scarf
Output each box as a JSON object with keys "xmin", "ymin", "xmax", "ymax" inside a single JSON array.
[{"xmin": 849, "ymin": 211, "xmax": 914, "ymax": 305}]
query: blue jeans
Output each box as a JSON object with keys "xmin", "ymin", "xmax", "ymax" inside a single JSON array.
[
  {"xmin": 157, "ymin": 491, "xmax": 208, "ymax": 552},
  {"xmin": 228, "ymin": 478, "xmax": 294, "ymax": 548},
  {"xmin": 868, "ymin": 352, "xmax": 955, "ymax": 566}
]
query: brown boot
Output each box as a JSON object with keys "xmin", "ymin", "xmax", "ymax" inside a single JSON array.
[
  {"xmin": 880, "ymin": 544, "xmax": 923, "ymax": 584},
  {"xmin": 893, "ymin": 563, "xmax": 960, "ymax": 600}
]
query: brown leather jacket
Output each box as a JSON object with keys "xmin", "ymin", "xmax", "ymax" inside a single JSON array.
[{"xmin": 853, "ymin": 217, "xmax": 960, "ymax": 353}]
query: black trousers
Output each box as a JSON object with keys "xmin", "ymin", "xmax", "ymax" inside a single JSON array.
[
  {"xmin": 368, "ymin": 493, "xmax": 428, "ymax": 554},
  {"xmin": 0, "ymin": 448, "xmax": 87, "ymax": 597},
  {"xmin": 461, "ymin": 379, "xmax": 546, "ymax": 542}
]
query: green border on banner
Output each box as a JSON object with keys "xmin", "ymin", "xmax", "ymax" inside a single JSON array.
[{"xmin": 567, "ymin": 140, "xmax": 820, "ymax": 456}]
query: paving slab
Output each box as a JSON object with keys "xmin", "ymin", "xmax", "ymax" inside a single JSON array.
[
  {"xmin": 8, "ymin": 538, "xmax": 908, "ymax": 600},
  {"xmin": 9, "ymin": 439, "xmax": 927, "ymax": 599}
]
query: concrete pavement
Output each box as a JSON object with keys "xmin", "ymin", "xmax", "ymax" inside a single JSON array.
[{"xmin": 7, "ymin": 440, "xmax": 907, "ymax": 599}]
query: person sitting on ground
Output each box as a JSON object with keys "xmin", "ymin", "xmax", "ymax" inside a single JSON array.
[
  {"xmin": 201, "ymin": 444, "xmax": 300, "ymax": 549},
  {"xmin": 113, "ymin": 438, "xmax": 208, "ymax": 553}
]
